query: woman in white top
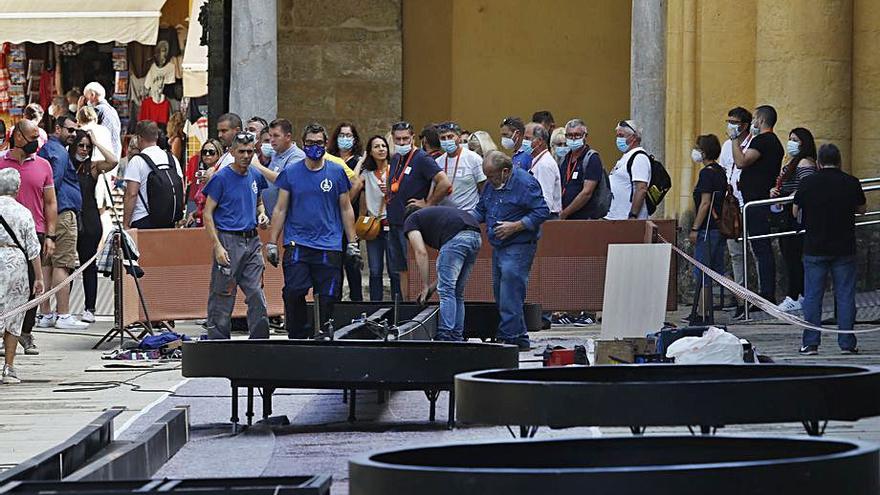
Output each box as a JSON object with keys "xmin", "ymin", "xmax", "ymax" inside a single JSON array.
[{"xmin": 356, "ymin": 135, "xmax": 401, "ymax": 301}]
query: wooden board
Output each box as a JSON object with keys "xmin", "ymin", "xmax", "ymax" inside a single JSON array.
[{"xmin": 601, "ymin": 243, "xmax": 671, "ymax": 339}]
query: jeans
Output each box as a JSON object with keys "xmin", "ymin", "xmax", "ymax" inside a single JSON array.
[
  {"xmin": 746, "ymin": 204, "xmax": 776, "ymax": 302},
  {"xmin": 801, "ymin": 255, "xmax": 857, "ymax": 350},
  {"xmin": 366, "ymin": 231, "xmax": 401, "ymax": 302},
  {"xmin": 693, "ymin": 229, "xmax": 725, "ymax": 286},
  {"xmin": 492, "ymin": 241, "xmax": 537, "ymax": 346},
  {"xmin": 386, "ymin": 225, "xmax": 409, "ymax": 274},
  {"xmin": 435, "ymin": 231, "xmax": 481, "ymax": 341},
  {"xmin": 778, "ymin": 233, "xmax": 805, "ymax": 300}
]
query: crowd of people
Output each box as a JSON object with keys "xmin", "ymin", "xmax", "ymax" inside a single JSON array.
[{"xmin": 0, "ymin": 95, "xmax": 871, "ymax": 384}]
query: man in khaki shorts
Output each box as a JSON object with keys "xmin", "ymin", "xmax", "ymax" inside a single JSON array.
[{"xmin": 36, "ymin": 116, "xmax": 89, "ymax": 332}]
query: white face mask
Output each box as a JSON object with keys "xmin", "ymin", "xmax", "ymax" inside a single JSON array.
[
  {"xmin": 691, "ymin": 148, "xmax": 703, "ymax": 163},
  {"xmin": 500, "ymin": 136, "xmax": 515, "ymax": 150},
  {"xmin": 726, "ymin": 123, "xmax": 740, "ymax": 139}
]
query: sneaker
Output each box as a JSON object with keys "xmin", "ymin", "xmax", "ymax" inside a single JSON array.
[
  {"xmin": 840, "ymin": 347, "xmax": 860, "ymax": 355},
  {"xmin": 2, "ymin": 364, "xmax": 20, "ymax": 384},
  {"xmin": 54, "ymin": 314, "xmax": 90, "ymax": 330},
  {"xmin": 551, "ymin": 313, "xmax": 573, "ymax": 326},
  {"xmin": 798, "ymin": 345, "xmax": 819, "ymax": 356},
  {"xmin": 777, "ymin": 297, "xmax": 801, "ymax": 312},
  {"xmin": 18, "ymin": 334, "xmax": 38, "ymax": 355},
  {"xmin": 572, "ymin": 312, "xmax": 596, "ymax": 326},
  {"xmin": 36, "ymin": 313, "xmax": 56, "ymax": 328},
  {"xmin": 81, "ymin": 310, "xmax": 96, "ymax": 323}
]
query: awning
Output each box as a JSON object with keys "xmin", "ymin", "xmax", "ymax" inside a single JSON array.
[
  {"xmin": 181, "ymin": 0, "xmax": 208, "ymax": 98},
  {"xmin": 0, "ymin": 0, "xmax": 166, "ymax": 45}
]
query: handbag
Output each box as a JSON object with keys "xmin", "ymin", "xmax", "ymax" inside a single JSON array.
[{"xmin": 355, "ymin": 172, "xmax": 387, "ymax": 241}]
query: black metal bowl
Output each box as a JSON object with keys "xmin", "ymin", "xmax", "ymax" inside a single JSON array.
[
  {"xmin": 455, "ymin": 364, "xmax": 880, "ymax": 429},
  {"xmin": 349, "ymin": 436, "xmax": 879, "ymax": 495}
]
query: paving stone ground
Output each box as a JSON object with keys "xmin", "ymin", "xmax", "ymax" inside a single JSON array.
[{"xmin": 2, "ymin": 310, "xmax": 880, "ymax": 494}]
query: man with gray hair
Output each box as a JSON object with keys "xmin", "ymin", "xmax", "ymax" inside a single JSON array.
[
  {"xmin": 473, "ymin": 150, "xmax": 550, "ymax": 350},
  {"xmin": 524, "ymin": 122, "xmax": 561, "ymax": 216},
  {"xmin": 558, "ymin": 119, "xmax": 607, "ymax": 219},
  {"xmin": 83, "ymin": 82, "xmax": 121, "ymax": 157},
  {"xmin": 607, "ymin": 119, "xmax": 651, "ymax": 220}
]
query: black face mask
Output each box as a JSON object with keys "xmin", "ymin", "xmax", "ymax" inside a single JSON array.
[{"xmin": 20, "ymin": 139, "xmax": 38, "ymax": 155}]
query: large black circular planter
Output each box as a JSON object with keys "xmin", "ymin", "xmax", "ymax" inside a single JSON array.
[
  {"xmin": 455, "ymin": 364, "xmax": 880, "ymax": 434},
  {"xmin": 349, "ymin": 436, "xmax": 879, "ymax": 495}
]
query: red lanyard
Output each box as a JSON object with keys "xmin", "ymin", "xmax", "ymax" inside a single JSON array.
[
  {"xmin": 444, "ymin": 150, "xmax": 462, "ymax": 186},
  {"xmin": 561, "ymin": 148, "xmax": 585, "ymax": 197},
  {"xmin": 388, "ymin": 150, "xmax": 415, "ymax": 197},
  {"xmin": 529, "ymin": 150, "xmax": 548, "ymax": 173}
]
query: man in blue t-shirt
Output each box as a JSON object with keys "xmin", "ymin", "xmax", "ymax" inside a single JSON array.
[
  {"xmin": 267, "ymin": 123, "xmax": 360, "ymax": 339},
  {"xmin": 202, "ymin": 132, "xmax": 270, "ymax": 340},
  {"xmin": 386, "ymin": 121, "xmax": 451, "ymax": 301},
  {"xmin": 558, "ymin": 119, "xmax": 606, "ymax": 220}
]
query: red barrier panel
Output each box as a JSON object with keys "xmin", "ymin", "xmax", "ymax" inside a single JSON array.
[{"xmin": 405, "ymin": 219, "xmax": 678, "ymax": 312}]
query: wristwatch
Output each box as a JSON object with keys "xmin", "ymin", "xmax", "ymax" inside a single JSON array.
[
  {"xmin": 628, "ymin": 212, "xmax": 638, "ymax": 219},
  {"xmin": 46, "ymin": 234, "xmax": 57, "ymax": 241}
]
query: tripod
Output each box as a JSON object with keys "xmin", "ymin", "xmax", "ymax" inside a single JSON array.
[{"xmin": 92, "ymin": 173, "xmax": 155, "ymax": 349}]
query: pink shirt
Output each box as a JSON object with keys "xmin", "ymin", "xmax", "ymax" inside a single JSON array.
[{"xmin": 0, "ymin": 151, "xmax": 54, "ymax": 233}]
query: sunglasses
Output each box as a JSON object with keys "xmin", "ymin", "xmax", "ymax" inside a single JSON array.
[
  {"xmin": 201, "ymin": 149, "xmax": 218, "ymax": 156},
  {"xmin": 77, "ymin": 142, "xmax": 92, "ymax": 149},
  {"xmin": 64, "ymin": 126, "xmax": 77, "ymax": 133},
  {"xmin": 234, "ymin": 132, "xmax": 256, "ymax": 144},
  {"xmin": 618, "ymin": 120, "xmax": 636, "ymax": 133},
  {"xmin": 391, "ymin": 121, "xmax": 413, "ymax": 131},
  {"xmin": 436, "ymin": 122, "xmax": 459, "ymax": 132}
]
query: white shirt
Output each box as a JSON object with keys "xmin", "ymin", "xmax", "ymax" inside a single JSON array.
[
  {"xmin": 436, "ymin": 147, "xmax": 486, "ymax": 212},
  {"xmin": 529, "ymin": 149, "xmax": 561, "ymax": 214},
  {"xmin": 82, "ymin": 122, "xmax": 113, "ymax": 162},
  {"xmin": 719, "ymin": 135, "xmax": 752, "ymax": 207},
  {"xmin": 606, "ymin": 146, "xmax": 651, "ymax": 220},
  {"xmin": 123, "ymin": 145, "xmax": 183, "ymax": 223}
]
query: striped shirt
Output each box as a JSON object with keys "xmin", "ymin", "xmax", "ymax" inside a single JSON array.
[
  {"xmin": 95, "ymin": 100, "xmax": 122, "ymax": 157},
  {"xmin": 779, "ymin": 159, "xmax": 817, "ymax": 196}
]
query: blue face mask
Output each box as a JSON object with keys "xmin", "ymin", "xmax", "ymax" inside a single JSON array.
[
  {"xmin": 566, "ymin": 138, "xmax": 584, "ymax": 150},
  {"xmin": 337, "ymin": 136, "xmax": 354, "ymax": 151},
  {"xmin": 520, "ymin": 139, "xmax": 532, "ymax": 154},
  {"xmin": 396, "ymin": 144, "xmax": 412, "ymax": 155},
  {"xmin": 616, "ymin": 137, "xmax": 629, "ymax": 153},
  {"xmin": 440, "ymin": 139, "xmax": 458, "ymax": 154},
  {"xmin": 261, "ymin": 143, "xmax": 275, "ymax": 158},
  {"xmin": 304, "ymin": 144, "xmax": 325, "ymax": 161},
  {"xmin": 555, "ymin": 145, "xmax": 569, "ymax": 158}
]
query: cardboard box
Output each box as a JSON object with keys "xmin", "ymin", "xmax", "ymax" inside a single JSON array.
[{"xmin": 594, "ymin": 337, "xmax": 657, "ymax": 365}]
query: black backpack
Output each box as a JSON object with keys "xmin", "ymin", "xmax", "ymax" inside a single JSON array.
[
  {"xmin": 136, "ymin": 151, "xmax": 185, "ymax": 228},
  {"xmin": 581, "ymin": 149, "xmax": 612, "ymax": 219},
  {"xmin": 626, "ymin": 150, "xmax": 672, "ymax": 215}
]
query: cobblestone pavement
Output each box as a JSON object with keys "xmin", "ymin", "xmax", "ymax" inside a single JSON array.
[{"xmin": 2, "ymin": 311, "xmax": 879, "ymax": 494}]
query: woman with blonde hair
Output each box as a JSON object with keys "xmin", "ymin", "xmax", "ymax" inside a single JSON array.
[
  {"xmin": 467, "ymin": 130, "xmax": 497, "ymax": 157},
  {"xmin": 167, "ymin": 112, "xmax": 186, "ymax": 166}
]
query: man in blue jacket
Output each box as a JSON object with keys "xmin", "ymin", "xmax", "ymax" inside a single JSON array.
[{"xmin": 473, "ymin": 150, "xmax": 550, "ymax": 350}]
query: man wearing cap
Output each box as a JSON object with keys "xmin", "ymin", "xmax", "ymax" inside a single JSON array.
[{"xmin": 435, "ymin": 121, "xmax": 486, "ymax": 213}]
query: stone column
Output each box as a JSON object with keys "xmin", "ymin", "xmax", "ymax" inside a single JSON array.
[
  {"xmin": 630, "ymin": 0, "xmax": 667, "ymax": 166},
  {"xmin": 852, "ymin": 0, "xmax": 880, "ymax": 181},
  {"xmin": 230, "ymin": 0, "xmax": 278, "ymax": 120},
  {"xmin": 755, "ymin": 0, "xmax": 852, "ymax": 170}
]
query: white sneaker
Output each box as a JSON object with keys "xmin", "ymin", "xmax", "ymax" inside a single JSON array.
[
  {"xmin": 36, "ymin": 313, "xmax": 57, "ymax": 328},
  {"xmin": 54, "ymin": 314, "xmax": 90, "ymax": 330},
  {"xmin": 777, "ymin": 297, "xmax": 800, "ymax": 312},
  {"xmin": 2, "ymin": 364, "xmax": 20, "ymax": 384},
  {"xmin": 81, "ymin": 310, "xmax": 96, "ymax": 323}
]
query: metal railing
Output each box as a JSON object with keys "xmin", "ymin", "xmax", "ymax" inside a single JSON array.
[{"xmin": 740, "ymin": 180, "xmax": 880, "ymax": 319}]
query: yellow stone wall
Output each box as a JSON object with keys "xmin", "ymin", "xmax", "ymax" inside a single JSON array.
[
  {"xmin": 403, "ymin": 0, "xmax": 632, "ymax": 160},
  {"xmin": 666, "ymin": 0, "xmax": 879, "ymax": 219}
]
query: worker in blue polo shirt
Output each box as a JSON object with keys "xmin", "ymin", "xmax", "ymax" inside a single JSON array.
[
  {"xmin": 473, "ymin": 150, "xmax": 550, "ymax": 350},
  {"xmin": 266, "ymin": 123, "xmax": 360, "ymax": 339},
  {"xmin": 499, "ymin": 116, "xmax": 531, "ymax": 171},
  {"xmin": 201, "ymin": 132, "xmax": 270, "ymax": 340}
]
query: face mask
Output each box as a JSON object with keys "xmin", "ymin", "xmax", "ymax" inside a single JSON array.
[
  {"xmin": 616, "ymin": 137, "xmax": 629, "ymax": 153},
  {"xmin": 500, "ymin": 136, "xmax": 515, "ymax": 150},
  {"xmin": 75, "ymin": 153, "xmax": 89, "ymax": 162},
  {"xmin": 494, "ymin": 170, "xmax": 509, "ymax": 190},
  {"xmin": 566, "ymin": 138, "xmax": 584, "ymax": 150},
  {"xmin": 555, "ymin": 145, "xmax": 569, "ymax": 158},
  {"xmin": 261, "ymin": 143, "xmax": 276, "ymax": 158},
  {"xmin": 786, "ymin": 140, "xmax": 800, "ymax": 156},
  {"xmin": 440, "ymin": 139, "xmax": 458, "ymax": 154},
  {"xmin": 396, "ymin": 143, "xmax": 412, "ymax": 155},
  {"xmin": 726, "ymin": 123, "xmax": 740, "ymax": 139},
  {"xmin": 750, "ymin": 123, "xmax": 760, "ymax": 136},
  {"xmin": 520, "ymin": 139, "xmax": 532, "ymax": 154},
  {"xmin": 304, "ymin": 144, "xmax": 325, "ymax": 161},
  {"xmin": 691, "ymin": 148, "xmax": 703, "ymax": 163},
  {"xmin": 337, "ymin": 136, "xmax": 354, "ymax": 151},
  {"xmin": 19, "ymin": 138, "xmax": 38, "ymax": 155},
  {"xmin": 68, "ymin": 103, "xmax": 77, "ymax": 113}
]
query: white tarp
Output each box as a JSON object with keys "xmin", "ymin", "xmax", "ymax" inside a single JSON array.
[
  {"xmin": 181, "ymin": 0, "xmax": 207, "ymax": 97},
  {"xmin": 0, "ymin": 0, "xmax": 166, "ymax": 45}
]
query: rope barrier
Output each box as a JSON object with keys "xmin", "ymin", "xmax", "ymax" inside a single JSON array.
[
  {"xmin": 657, "ymin": 232, "xmax": 880, "ymax": 335},
  {"xmin": 0, "ymin": 251, "xmax": 100, "ymax": 321}
]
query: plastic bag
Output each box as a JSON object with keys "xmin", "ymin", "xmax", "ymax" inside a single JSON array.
[{"xmin": 665, "ymin": 327, "xmax": 743, "ymax": 364}]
